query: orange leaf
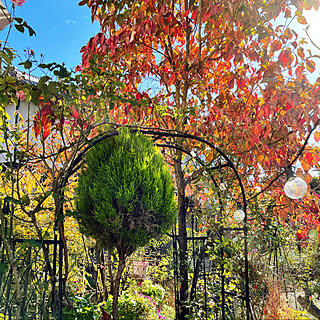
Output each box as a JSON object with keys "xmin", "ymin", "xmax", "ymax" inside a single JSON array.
[
  {"xmin": 297, "ymin": 16, "xmax": 308, "ymax": 24},
  {"xmin": 285, "ymin": 7, "xmax": 291, "ymax": 18},
  {"xmin": 304, "ymin": 172, "xmax": 312, "ymax": 184},
  {"xmin": 296, "ymin": 167, "xmax": 304, "ymax": 177},
  {"xmin": 306, "ymin": 60, "xmax": 316, "ymax": 73},
  {"xmin": 303, "ymin": 0, "xmax": 313, "ymax": 10},
  {"xmin": 297, "ymin": 47, "xmax": 305, "ymax": 60},
  {"xmin": 279, "ymin": 210, "xmax": 288, "ymax": 221},
  {"xmin": 301, "ymin": 159, "xmax": 311, "ymax": 172},
  {"xmin": 283, "ymin": 28, "xmax": 293, "ymax": 39},
  {"xmin": 271, "ymin": 40, "xmax": 282, "ymax": 52},
  {"xmin": 314, "ymin": 131, "xmax": 320, "ymax": 142}
]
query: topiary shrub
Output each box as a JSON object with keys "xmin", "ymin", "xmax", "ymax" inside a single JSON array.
[{"xmin": 75, "ymin": 129, "xmax": 176, "ymax": 320}]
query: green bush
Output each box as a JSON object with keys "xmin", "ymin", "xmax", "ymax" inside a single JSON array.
[
  {"xmin": 75, "ymin": 128, "xmax": 176, "ymax": 319},
  {"xmin": 105, "ymin": 291, "xmax": 158, "ymax": 320},
  {"xmin": 63, "ymin": 296, "xmax": 101, "ymax": 320},
  {"xmin": 141, "ymin": 280, "xmax": 165, "ymax": 303},
  {"xmin": 75, "ymin": 128, "xmax": 176, "ymax": 254}
]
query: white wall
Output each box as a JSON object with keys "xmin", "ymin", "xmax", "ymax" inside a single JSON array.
[{"xmin": 1, "ymin": 100, "xmax": 38, "ymax": 165}]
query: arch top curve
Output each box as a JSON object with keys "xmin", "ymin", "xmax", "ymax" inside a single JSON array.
[{"xmin": 68, "ymin": 127, "xmax": 247, "ymax": 219}]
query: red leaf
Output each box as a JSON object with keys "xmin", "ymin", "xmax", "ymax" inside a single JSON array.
[
  {"xmin": 239, "ymin": 78, "xmax": 246, "ymax": 90},
  {"xmin": 278, "ymin": 51, "xmax": 290, "ymax": 67},
  {"xmin": 313, "ymin": 191, "xmax": 320, "ymax": 201},
  {"xmin": 305, "ymin": 152, "xmax": 314, "ymax": 165},
  {"xmin": 285, "ymin": 7, "xmax": 291, "ymax": 18},
  {"xmin": 34, "ymin": 114, "xmax": 40, "ymax": 137},
  {"xmin": 297, "ymin": 229, "xmax": 306, "ymax": 241},
  {"xmin": 41, "ymin": 104, "xmax": 54, "ymax": 119},
  {"xmin": 72, "ymin": 107, "xmax": 79, "ymax": 120},
  {"xmin": 33, "ymin": 104, "xmax": 56, "ymax": 140},
  {"xmin": 43, "ymin": 123, "xmax": 52, "ymax": 139},
  {"xmin": 191, "ymin": 9, "xmax": 198, "ymax": 21}
]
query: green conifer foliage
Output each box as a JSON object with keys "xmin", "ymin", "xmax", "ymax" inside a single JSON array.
[{"xmin": 75, "ymin": 129, "xmax": 176, "ymax": 257}]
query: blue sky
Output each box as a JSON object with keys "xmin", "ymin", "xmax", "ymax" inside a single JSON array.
[{"xmin": 0, "ymin": 0, "xmax": 100, "ymax": 76}]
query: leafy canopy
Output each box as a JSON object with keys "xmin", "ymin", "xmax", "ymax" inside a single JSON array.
[
  {"xmin": 75, "ymin": 129, "xmax": 176, "ymax": 256},
  {"xmin": 79, "ymin": 0, "xmax": 320, "ymax": 234}
]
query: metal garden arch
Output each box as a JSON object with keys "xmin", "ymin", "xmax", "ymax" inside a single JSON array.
[
  {"xmin": 0, "ymin": 127, "xmax": 251, "ymax": 320},
  {"xmin": 65, "ymin": 128, "xmax": 251, "ymax": 320}
]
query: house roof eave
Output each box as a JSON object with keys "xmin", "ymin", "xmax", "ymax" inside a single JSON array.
[{"xmin": 0, "ymin": 1, "xmax": 12, "ymax": 31}]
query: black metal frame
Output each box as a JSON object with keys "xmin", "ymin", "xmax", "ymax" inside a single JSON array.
[
  {"xmin": 0, "ymin": 214, "xmax": 63, "ymax": 320},
  {"xmin": 172, "ymin": 216, "xmax": 213, "ymax": 319}
]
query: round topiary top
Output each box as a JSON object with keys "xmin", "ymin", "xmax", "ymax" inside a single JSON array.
[{"xmin": 75, "ymin": 129, "xmax": 176, "ymax": 257}]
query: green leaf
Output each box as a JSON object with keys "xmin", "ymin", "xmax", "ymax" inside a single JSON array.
[
  {"xmin": 258, "ymin": 32, "xmax": 268, "ymax": 41},
  {"xmin": 59, "ymin": 66, "xmax": 68, "ymax": 78},
  {"xmin": 24, "ymin": 60, "xmax": 32, "ymax": 69},
  {"xmin": 65, "ymin": 209, "xmax": 75, "ymax": 217},
  {"xmin": 37, "ymin": 76, "xmax": 51, "ymax": 89},
  {"xmin": 39, "ymin": 63, "xmax": 48, "ymax": 69},
  {"xmin": 47, "ymin": 82, "xmax": 60, "ymax": 94},
  {"xmin": 4, "ymin": 48, "xmax": 14, "ymax": 61},
  {"xmin": 44, "ymin": 190, "xmax": 52, "ymax": 197},
  {"xmin": 14, "ymin": 24, "xmax": 24, "ymax": 33},
  {"xmin": 0, "ymin": 52, "xmax": 11, "ymax": 66},
  {"xmin": 29, "ymin": 239, "xmax": 41, "ymax": 247},
  {"xmin": 109, "ymin": 101, "xmax": 115, "ymax": 109},
  {"xmin": 4, "ymin": 196, "xmax": 21, "ymax": 205},
  {"xmin": 14, "ymin": 17, "xmax": 23, "ymax": 23},
  {"xmin": 26, "ymin": 25, "xmax": 36, "ymax": 37},
  {"xmin": 0, "ymin": 94, "xmax": 8, "ymax": 105},
  {"xmin": 0, "ymin": 262, "xmax": 7, "ymax": 273},
  {"xmin": 20, "ymin": 20, "xmax": 36, "ymax": 37},
  {"xmin": 31, "ymin": 89, "xmax": 41, "ymax": 105}
]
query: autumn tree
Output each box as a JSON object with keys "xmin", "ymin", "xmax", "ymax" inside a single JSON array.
[{"xmin": 79, "ymin": 0, "xmax": 320, "ymax": 318}]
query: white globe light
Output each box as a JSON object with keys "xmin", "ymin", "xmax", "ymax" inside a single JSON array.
[
  {"xmin": 234, "ymin": 209, "xmax": 245, "ymax": 221},
  {"xmin": 284, "ymin": 176, "xmax": 308, "ymax": 199}
]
